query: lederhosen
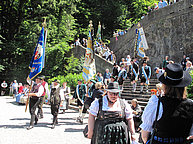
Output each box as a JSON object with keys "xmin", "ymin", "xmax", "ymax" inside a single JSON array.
[
  {"xmin": 37, "ymin": 81, "xmax": 46, "ymax": 117},
  {"xmin": 29, "ymin": 83, "xmax": 41, "ymax": 126},
  {"xmin": 73, "ymin": 84, "xmax": 86, "ymax": 107},
  {"xmin": 118, "ymin": 69, "xmax": 127, "ymax": 85},
  {"xmin": 130, "ymin": 62, "xmax": 139, "ymax": 81},
  {"xmin": 91, "ymin": 97, "xmax": 130, "ymax": 144},
  {"xmin": 151, "ymin": 97, "xmax": 193, "ymax": 144},
  {"xmin": 50, "ymin": 86, "xmax": 61, "ymax": 117}
]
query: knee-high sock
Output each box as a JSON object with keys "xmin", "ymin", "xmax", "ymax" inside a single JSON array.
[
  {"xmin": 140, "ymin": 85, "xmax": 143, "ymax": 92},
  {"xmin": 81, "ymin": 113, "xmax": 86, "ymax": 120},
  {"xmin": 146, "ymin": 85, "xmax": 148, "ymax": 90},
  {"xmin": 133, "ymin": 83, "xmax": 136, "ymax": 91},
  {"xmin": 79, "ymin": 108, "xmax": 82, "ymax": 117}
]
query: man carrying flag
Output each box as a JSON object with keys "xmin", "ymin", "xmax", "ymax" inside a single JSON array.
[
  {"xmin": 80, "ymin": 21, "xmax": 96, "ymax": 124},
  {"xmin": 26, "ymin": 26, "xmax": 46, "ymax": 130}
]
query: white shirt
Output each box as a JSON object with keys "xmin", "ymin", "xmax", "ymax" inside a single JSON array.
[
  {"xmin": 88, "ymin": 95, "xmax": 133, "ymax": 120},
  {"xmin": 44, "ymin": 82, "xmax": 50, "ymax": 99},
  {"xmin": 140, "ymin": 95, "xmax": 193, "ymax": 135},
  {"xmin": 47, "ymin": 84, "xmax": 63, "ymax": 100},
  {"xmin": 35, "ymin": 83, "xmax": 44, "ymax": 97},
  {"xmin": 60, "ymin": 87, "xmax": 70, "ymax": 101},
  {"xmin": 1, "ymin": 82, "xmax": 7, "ymax": 88}
]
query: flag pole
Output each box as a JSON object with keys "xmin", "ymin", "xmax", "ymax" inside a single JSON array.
[
  {"xmin": 25, "ymin": 80, "xmax": 32, "ymax": 112},
  {"xmin": 41, "ymin": 18, "xmax": 47, "ymax": 110},
  {"xmin": 134, "ymin": 23, "xmax": 141, "ymax": 58}
]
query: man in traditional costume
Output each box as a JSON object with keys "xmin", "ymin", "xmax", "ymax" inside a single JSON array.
[
  {"xmin": 37, "ymin": 75, "xmax": 50, "ymax": 119},
  {"xmin": 48, "ymin": 79, "xmax": 62, "ymax": 129},
  {"xmin": 130, "ymin": 59, "xmax": 139, "ymax": 92},
  {"xmin": 73, "ymin": 79, "xmax": 87, "ymax": 124},
  {"xmin": 139, "ymin": 61, "xmax": 151, "ymax": 93},
  {"xmin": 27, "ymin": 76, "xmax": 44, "ymax": 130}
]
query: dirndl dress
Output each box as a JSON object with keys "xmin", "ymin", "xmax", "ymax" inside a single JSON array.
[{"xmin": 91, "ymin": 98, "xmax": 130, "ymax": 144}]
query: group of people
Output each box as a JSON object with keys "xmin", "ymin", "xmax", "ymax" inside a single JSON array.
[
  {"xmin": 85, "ymin": 63, "xmax": 193, "ymax": 144},
  {"xmin": 26, "ymin": 76, "xmax": 70, "ymax": 130}
]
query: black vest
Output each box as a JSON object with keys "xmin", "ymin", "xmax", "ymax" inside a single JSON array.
[
  {"xmin": 155, "ymin": 97, "xmax": 193, "ymax": 138},
  {"xmin": 50, "ymin": 87, "xmax": 61, "ymax": 105}
]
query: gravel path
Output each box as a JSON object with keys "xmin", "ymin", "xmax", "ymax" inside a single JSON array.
[{"xmin": 0, "ymin": 96, "xmax": 90, "ymax": 144}]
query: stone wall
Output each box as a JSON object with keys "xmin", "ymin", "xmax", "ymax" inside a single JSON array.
[
  {"xmin": 109, "ymin": 0, "xmax": 193, "ymax": 70},
  {"xmin": 72, "ymin": 45, "xmax": 113, "ymax": 74}
]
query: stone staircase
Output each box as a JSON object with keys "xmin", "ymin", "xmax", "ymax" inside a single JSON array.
[{"xmin": 121, "ymin": 79, "xmax": 159, "ymax": 110}]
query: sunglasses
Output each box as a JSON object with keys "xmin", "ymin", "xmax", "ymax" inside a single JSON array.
[{"xmin": 109, "ymin": 92, "xmax": 119, "ymax": 96}]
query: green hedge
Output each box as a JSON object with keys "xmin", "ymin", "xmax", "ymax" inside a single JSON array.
[
  {"xmin": 48, "ymin": 73, "xmax": 83, "ymax": 90},
  {"xmin": 187, "ymin": 70, "xmax": 193, "ymax": 99}
]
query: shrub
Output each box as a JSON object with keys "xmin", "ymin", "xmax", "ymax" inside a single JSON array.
[
  {"xmin": 187, "ymin": 70, "xmax": 193, "ymax": 99},
  {"xmin": 48, "ymin": 73, "xmax": 83, "ymax": 90}
]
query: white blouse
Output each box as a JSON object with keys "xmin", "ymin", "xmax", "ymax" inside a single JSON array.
[
  {"xmin": 88, "ymin": 95, "xmax": 133, "ymax": 120},
  {"xmin": 140, "ymin": 95, "xmax": 193, "ymax": 135}
]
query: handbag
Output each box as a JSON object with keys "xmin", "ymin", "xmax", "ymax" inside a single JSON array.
[
  {"xmin": 148, "ymin": 97, "xmax": 161, "ymax": 144},
  {"xmin": 83, "ymin": 125, "xmax": 88, "ymax": 138},
  {"xmin": 84, "ymin": 97, "xmax": 94, "ymax": 109}
]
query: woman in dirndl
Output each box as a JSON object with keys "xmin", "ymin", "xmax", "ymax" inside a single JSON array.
[
  {"xmin": 60, "ymin": 82, "xmax": 70, "ymax": 114},
  {"xmin": 87, "ymin": 82, "xmax": 137, "ymax": 144}
]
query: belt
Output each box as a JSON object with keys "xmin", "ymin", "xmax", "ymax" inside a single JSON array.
[{"xmin": 153, "ymin": 136, "xmax": 185, "ymax": 143}]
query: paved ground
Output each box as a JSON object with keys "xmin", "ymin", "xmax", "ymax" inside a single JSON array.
[{"xmin": 0, "ymin": 96, "xmax": 90, "ymax": 144}]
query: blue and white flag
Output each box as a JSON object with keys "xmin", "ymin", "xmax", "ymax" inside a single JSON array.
[
  {"xmin": 83, "ymin": 29, "xmax": 96, "ymax": 82},
  {"xmin": 136, "ymin": 27, "xmax": 148, "ymax": 58},
  {"xmin": 28, "ymin": 27, "xmax": 45, "ymax": 80}
]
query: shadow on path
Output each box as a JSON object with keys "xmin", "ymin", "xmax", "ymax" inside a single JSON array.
[{"xmin": 64, "ymin": 128, "xmax": 84, "ymax": 132}]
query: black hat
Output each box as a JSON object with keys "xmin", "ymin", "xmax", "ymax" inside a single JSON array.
[
  {"xmin": 159, "ymin": 63, "xmax": 192, "ymax": 87},
  {"xmin": 53, "ymin": 79, "xmax": 60, "ymax": 83},
  {"xmin": 36, "ymin": 76, "xmax": 42, "ymax": 79},
  {"xmin": 106, "ymin": 82, "xmax": 122, "ymax": 92}
]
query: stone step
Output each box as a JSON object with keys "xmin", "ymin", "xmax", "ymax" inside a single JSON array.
[
  {"xmin": 121, "ymin": 94, "xmax": 151, "ymax": 99},
  {"xmin": 121, "ymin": 95, "xmax": 150, "ymax": 102},
  {"xmin": 123, "ymin": 86, "xmax": 156, "ymax": 89}
]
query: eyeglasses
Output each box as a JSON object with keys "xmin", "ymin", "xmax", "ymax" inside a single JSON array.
[{"xmin": 109, "ymin": 92, "xmax": 119, "ymax": 96}]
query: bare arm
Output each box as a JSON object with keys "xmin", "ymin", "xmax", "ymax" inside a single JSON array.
[
  {"xmin": 87, "ymin": 113, "xmax": 96, "ymax": 139},
  {"xmin": 141, "ymin": 130, "xmax": 151, "ymax": 144},
  {"xmin": 127, "ymin": 118, "xmax": 137, "ymax": 141}
]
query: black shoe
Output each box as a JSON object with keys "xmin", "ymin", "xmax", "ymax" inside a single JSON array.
[
  {"xmin": 27, "ymin": 126, "xmax": 33, "ymax": 130},
  {"xmin": 34, "ymin": 118, "xmax": 38, "ymax": 125},
  {"xmin": 40, "ymin": 115, "xmax": 43, "ymax": 119}
]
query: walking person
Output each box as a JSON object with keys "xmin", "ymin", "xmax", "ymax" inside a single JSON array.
[
  {"xmin": 140, "ymin": 63, "xmax": 193, "ymax": 144},
  {"xmin": 12, "ymin": 80, "xmax": 18, "ymax": 98},
  {"xmin": 37, "ymin": 76, "xmax": 50, "ymax": 119},
  {"xmin": 9, "ymin": 82, "xmax": 13, "ymax": 96},
  {"xmin": 48, "ymin": 79, "xmax": 63, "ymax": 129},
  {"xmin": 73, "ymin": 79, "xmax": 87, "ymax": 124},
  {"xmin": 130, "ymin": 59, "xmax": 139, "ymax": 92},
  {"xmin": 60, "ymin": 82, "xmax": 70, "ymax": 114},
  {"xmin": 27, "ymin": 77, "xmax": 44, "ymax": 130},
  {"xmin": 139, "ymin": 61, "xmax": 151, "ymax": 93},
  {"xmin": 1, "ymin": 80, "xmax": 8, "ymax": 96},
  {"xmin": 118, "ymin": 65, "xmax": 127, "ymax": 90},
  {"xmin": 87, "ymin": 82, "xmax": 137, "ymax": 143},
  {"xmin": 162, "ymin": 56, "xmax": 169, "ymax": 70}
]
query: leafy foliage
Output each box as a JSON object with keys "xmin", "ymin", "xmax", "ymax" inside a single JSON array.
[
  {"xmin": 48, "ymin": 73, "xmax": 83, "ymax": 90},
  {"xmin": 0, "ymin": 0, "xmax": 157, "ymax": 84},
  {"xmin": 187, "ymin": 70, "xmax": 193, "ymax": 99}
]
